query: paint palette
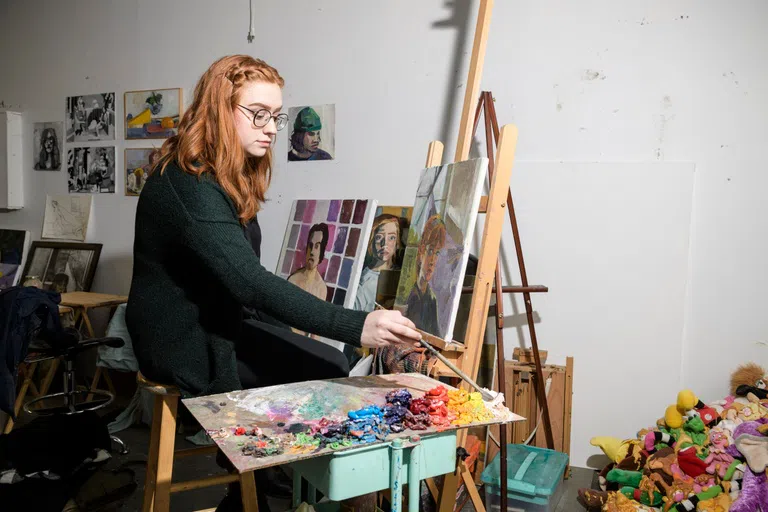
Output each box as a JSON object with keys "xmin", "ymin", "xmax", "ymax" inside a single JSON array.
[{"xmin": 183, "ymin": 373, "xmax": 522, "ymax": 473}]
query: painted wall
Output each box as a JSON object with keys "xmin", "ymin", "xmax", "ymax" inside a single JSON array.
[{"xmin": 1, "ymin": 0, "xmax": 766, "ymax": 467}]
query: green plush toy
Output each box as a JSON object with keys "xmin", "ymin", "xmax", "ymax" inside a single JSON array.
[
  {"xmin": 619, "ymin": 486, "xmax": 663, "ymax": 507},
  {"xmin": 673, "ymin": 485, "xmax": 722, "ymax": 512},
  {"xmin": 606, "ymin": 469, "xmax": 642, "ymax": 488},
  {"xmin": 661, "ymin": 416, "xmax": 710, "ymax": 457}
]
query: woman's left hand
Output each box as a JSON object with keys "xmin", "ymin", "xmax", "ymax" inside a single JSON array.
[{"xmin": 360, "ymin": 310, "xmax": 422, "ymax": 349}]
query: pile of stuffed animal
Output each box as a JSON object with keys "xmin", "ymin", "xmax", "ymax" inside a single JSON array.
[{"xmin": 578, "ymin": 363, "xmax": 768, "ymax": 512}]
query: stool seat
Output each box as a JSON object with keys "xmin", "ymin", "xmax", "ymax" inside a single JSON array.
[{"xmin": 136, "ymin": 371, "xmax": 180, "ymax": 396}]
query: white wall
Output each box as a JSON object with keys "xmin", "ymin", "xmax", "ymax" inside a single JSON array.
[{"xmin": 1, "ymin": 0, "xmax": 767, "ymax": 467}]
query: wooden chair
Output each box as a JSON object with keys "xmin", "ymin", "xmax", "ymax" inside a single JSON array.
[{"xmin": 137, "ymin": 372, "xmax": 260, "ymax": 512}]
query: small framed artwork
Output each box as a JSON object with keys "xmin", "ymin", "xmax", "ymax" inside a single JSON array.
[
  {"xmin": 65, "ymin": 93, "xmax": 116, "ymax": 142},
  {"xmin": 125, "ymin": 148, "xmax": 160, "ymax": 196},
  {"xmin": 124, "ymin": 88, "xmax": 182, "ymax": 139},
  {"xmin": 21, "ymin": 241, "xmax": 102, "ymax": 293},
  {"xmin": 287, "ymin": 104, "xmax": 335, "ymax": 162},
  {"xmin": 67, "ymin": 146, "xmax": 116, "ymax": 194},
  {"xmin": 33, "ymin": 122, "xmax": 63, "ymax": 171}
]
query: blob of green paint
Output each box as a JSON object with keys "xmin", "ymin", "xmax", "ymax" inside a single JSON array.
[{"xmin": 298, "ymin": 395, "xmax": 326, "ymax": 419}]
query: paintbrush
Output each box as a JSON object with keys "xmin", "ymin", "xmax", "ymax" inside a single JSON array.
[
  {"xmin": 374, "ymin": 302, "xmax": 500, "ymax": 403},
  {"xmin": 417, "ymin": 337, "xmax": 497, "ymax": 402}
]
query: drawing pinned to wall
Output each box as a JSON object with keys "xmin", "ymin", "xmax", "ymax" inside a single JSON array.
[
  {"xmin": 0, "ymin": 230, "xmax": 32, "ymax": 290},
  {"xmin": 42, "ymin": 195, "xmax": 93, "ymax": 242},
  {"xmin": 276, "ymin": 199, "xmax": 377, "ymax": 350},
  {"xmin": 353, "ymin": 206, "xmax": 413, "ymax": 312},
  {"xmin": 33, "ymin": 122, "xmax": 63, "ymax": 170},
  {"xmin": 65, "ymin": 93, "xmax": 115, "ymax": 142},
  {"xmin": 394, "ymin": 158, "xmax": 488, "ymax": 342},
  {"xmin": 125, "ymin": 88, "xmax": 182, "ymax": 139},
  {"xmin": 22, "ymin": 242, "xmax": 102, "ymax": 293},
  {"xmin": 67, "ymin": 147, "xmax": 116, "ymax": 194},
  {"xmin": 125, "ymin": 148, "xmax": 160, "ymax": 196},
  {"xmin": 287, "ymin": 104, "xmax": 335, "ymax": 162}
]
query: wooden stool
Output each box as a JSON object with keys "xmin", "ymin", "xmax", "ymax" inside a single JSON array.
[{"xmin": 137, "ymin": 372, "xmax": 260, "ymax": 512}]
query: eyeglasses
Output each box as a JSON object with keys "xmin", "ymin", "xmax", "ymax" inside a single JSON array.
[{"xmin": 237, "ymin": 105, "xmax": 289, "ymax": 131}]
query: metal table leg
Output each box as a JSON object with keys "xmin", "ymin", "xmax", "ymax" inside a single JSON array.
[{"xmin": 390, "ymin": 439, "xmax": 404, "ymax": 512}]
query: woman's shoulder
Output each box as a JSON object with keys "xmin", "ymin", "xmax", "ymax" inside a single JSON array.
[{"xmin": 151, "ymin": 161, "xmax": 239, "ymax": 223}]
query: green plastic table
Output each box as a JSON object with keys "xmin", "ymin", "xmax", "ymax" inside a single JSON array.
[{"xmin": 289, "ymin": 431, "xmax": 457, "ymax": 512}]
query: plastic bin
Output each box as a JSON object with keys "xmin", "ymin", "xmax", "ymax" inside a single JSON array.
[{"xmin": 481, "ymin": 445, "xmax": 569, "ymax": 512}]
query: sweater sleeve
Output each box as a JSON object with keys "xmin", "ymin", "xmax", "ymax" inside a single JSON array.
[{"xmin": 173, "ymin": 187, "xmax": 367, "ymax": 347}]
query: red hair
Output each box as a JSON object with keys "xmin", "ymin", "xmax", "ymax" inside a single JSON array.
[{"xmin": 155, "ymin": 55, "xmax": 284, "ymax": 223}]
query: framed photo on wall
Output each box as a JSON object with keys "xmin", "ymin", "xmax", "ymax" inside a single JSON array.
[
  {"xmin": 124, "ymin": 88, "xmax": 182, "ymax": 139},
  {"xmin": 21, "ymin": 241, "xmax": 102, "ymax": 293}
]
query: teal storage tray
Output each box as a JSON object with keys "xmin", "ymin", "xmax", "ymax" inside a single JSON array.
[
  {"xmin": 481, "ymin": 445, "xmax": 568, "ymax": 506},
  {"xmin": 289, "ymin": 431, "xmax": 457, "ymax": 502}
]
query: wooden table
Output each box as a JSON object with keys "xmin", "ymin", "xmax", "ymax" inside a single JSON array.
[
  {"xmin": 60, "ymin": 291, "xmax": 128, "ymax": 337},
  {"xmin": 184, "ymin": 373, "xmax": 522, "ymax": 511},
  {"xmin": 60, "ymin": 291, "xmax": 128, "ymax": 400}
]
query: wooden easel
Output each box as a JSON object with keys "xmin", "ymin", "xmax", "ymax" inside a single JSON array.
[{"xmin": 417, "ymin": 1, "xmax": 555, "ymax": 510}]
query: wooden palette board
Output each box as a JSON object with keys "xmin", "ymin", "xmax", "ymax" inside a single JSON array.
[{"xmin": 183, "ymin": 373, "xmax": 523, "ymax": 473}]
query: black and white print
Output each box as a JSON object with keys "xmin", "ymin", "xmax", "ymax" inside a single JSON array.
[
  {"xmin": 33, "ymin": 122, "xmax": 63, "ymax": 170},
  {"xmin": 66, "ymin": 93, "xmax": 116, "ymax": 142},
  {"xmin": 67, "ymin": 146, "xmax": 116, "ymax": 194}
]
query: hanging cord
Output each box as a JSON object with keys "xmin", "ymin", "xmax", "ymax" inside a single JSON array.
[
  {"xmin": 246, "ymin": 0, "xmax": 255, "ymax": 43},
  {"xmin": 488, "ymin": 372, "xmax": 553, "ymax": 448}
]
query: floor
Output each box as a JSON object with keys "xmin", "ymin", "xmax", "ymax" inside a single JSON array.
[{"xmin": 111, "ymin": 423, "xmax": 596, "ymax": 512}]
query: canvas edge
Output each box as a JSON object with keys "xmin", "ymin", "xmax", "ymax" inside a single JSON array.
[
  {"xmin": 274, "ymin": 200, "xmax": 301, "ymax": 276},
  {"xmin": 441, "ymin": 157, "xmax": 489, "ymax": 343},
  {"xmin": 342, "ymin": 198, "xmax": 378, "ymax": 309}
]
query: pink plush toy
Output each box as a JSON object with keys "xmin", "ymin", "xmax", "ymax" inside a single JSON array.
[{"xmin": 705, "ymin": 429, "xmax": 734, "ymax": 477}]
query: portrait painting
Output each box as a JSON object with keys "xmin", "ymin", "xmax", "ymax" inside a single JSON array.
[
  {"xmin": 287, "ymin": 104, "xmax": 335, "ymax": 162},
  {"xmin": 393, "ymin": 158, "xmax": 488, "ymax": 342},
  {"xmin": 125, "ymin": 88, "xmax": 182, "ymax": 139},
  {"xmin": 353, "ymin": 206, "xmax": 413, "ymax": 312},
  {"xmin": 33, "ymin": 122, "xmax": 63, "ymax": 171},
  {"xmin": 66, "ymin": 93, "xmax": 115, "ymax": 142},
  {"xmin": 276, "ymin": 199, "xmax": 377, "ymax": 351}
]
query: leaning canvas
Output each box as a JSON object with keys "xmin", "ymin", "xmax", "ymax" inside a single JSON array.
[
  {"xmin": 276, "ymin": 199, "xmax": 377, "ymax": 350},
  {"xmin": 394, "ymin": 158, "xmax": 488, "ymax": 342},
  {"xmin": 0, "ymin": 230, "xmax": 32, "ymax": 289},
  {"xmin": 353, "ymin": 206, "xmax": 413, "ymax": 312}
]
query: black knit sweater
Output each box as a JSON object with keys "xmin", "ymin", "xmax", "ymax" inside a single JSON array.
[{"xmin": 126, "ymin": 162, "xmax": 367, "ymax": 396}]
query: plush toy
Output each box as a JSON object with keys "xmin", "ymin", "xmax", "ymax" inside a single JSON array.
[
  {"xmin": 591, "ymin": 436, "xmax": 635, "ymax": 463},
  {"xmin": 704, "ymin": 428, "xmax": 734, "ymax": 477},
  {"xmin": 726, "ymin": 418, "xmax": 768, "ymax": 512},
  {"xmin": 677, "ymin": 389, "xmax": 720, "ymax": 427},
  {"xmin": 675, "ymin": 445, "xmax": 708, "ymax": 478},
  {"xmin": 731, "ymin": 362, "xmax": 768, "ymax": 400},
  {"xmin": 672, "ymin": 485, "xmax": 723, "ymax": 512}
]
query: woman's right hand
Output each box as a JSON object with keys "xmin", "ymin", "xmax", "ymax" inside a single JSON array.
[{"xmin": 360, "ymin": 310, "xmax": 422, "ymax": 349}]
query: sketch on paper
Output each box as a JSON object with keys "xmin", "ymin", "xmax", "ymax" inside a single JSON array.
[
  {"xmin": 125, "ymin": 88, "xmax": 182, "ymax": 139},
  {"xmin": 65, "ymin": 93, "xmax": 115, "ymax": 142},
  {"xmin": 287, "ymin": 104, "xmax": 335, "ymax": 162},
  {"xmin": 22, "ymin": 242, "xmax": 102, "ymax": 293},
  {"xmin": 33, "ymin": 122, "xmax": 63, "ymax": 171},
  {"xmin": 42, "ymin": 195, "xmax": 93, "ymax": 242},
  {"xmin": 0, "ymin": 230, "xmax": 32, "ymax": 289},
  {"xmin": 393, "ymin": 158, "xmax": 488, "ymax": 342},
  {"xmin": 67, "ymin": 147, "xmax": 116, "ymax": 194},
  {"xmin": 125, "ymin": 148, "xmax": 160, "ymax": 196},
  {"xmin": 353, "ymin": 206, "xmax": 413, "ymax": 312},
  {"xmin": 276, "ymin": 199, "xmax": 377, "ymax": 350}
]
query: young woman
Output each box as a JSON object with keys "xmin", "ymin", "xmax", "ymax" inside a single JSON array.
[{"xmin": 126, "ymin": 55, "xmax": 419, "ymax": 509}]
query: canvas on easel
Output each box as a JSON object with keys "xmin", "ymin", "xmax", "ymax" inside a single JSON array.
[{"xmin": 393, "ymin": 158, "xmax": 487, "ymax": 342}]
